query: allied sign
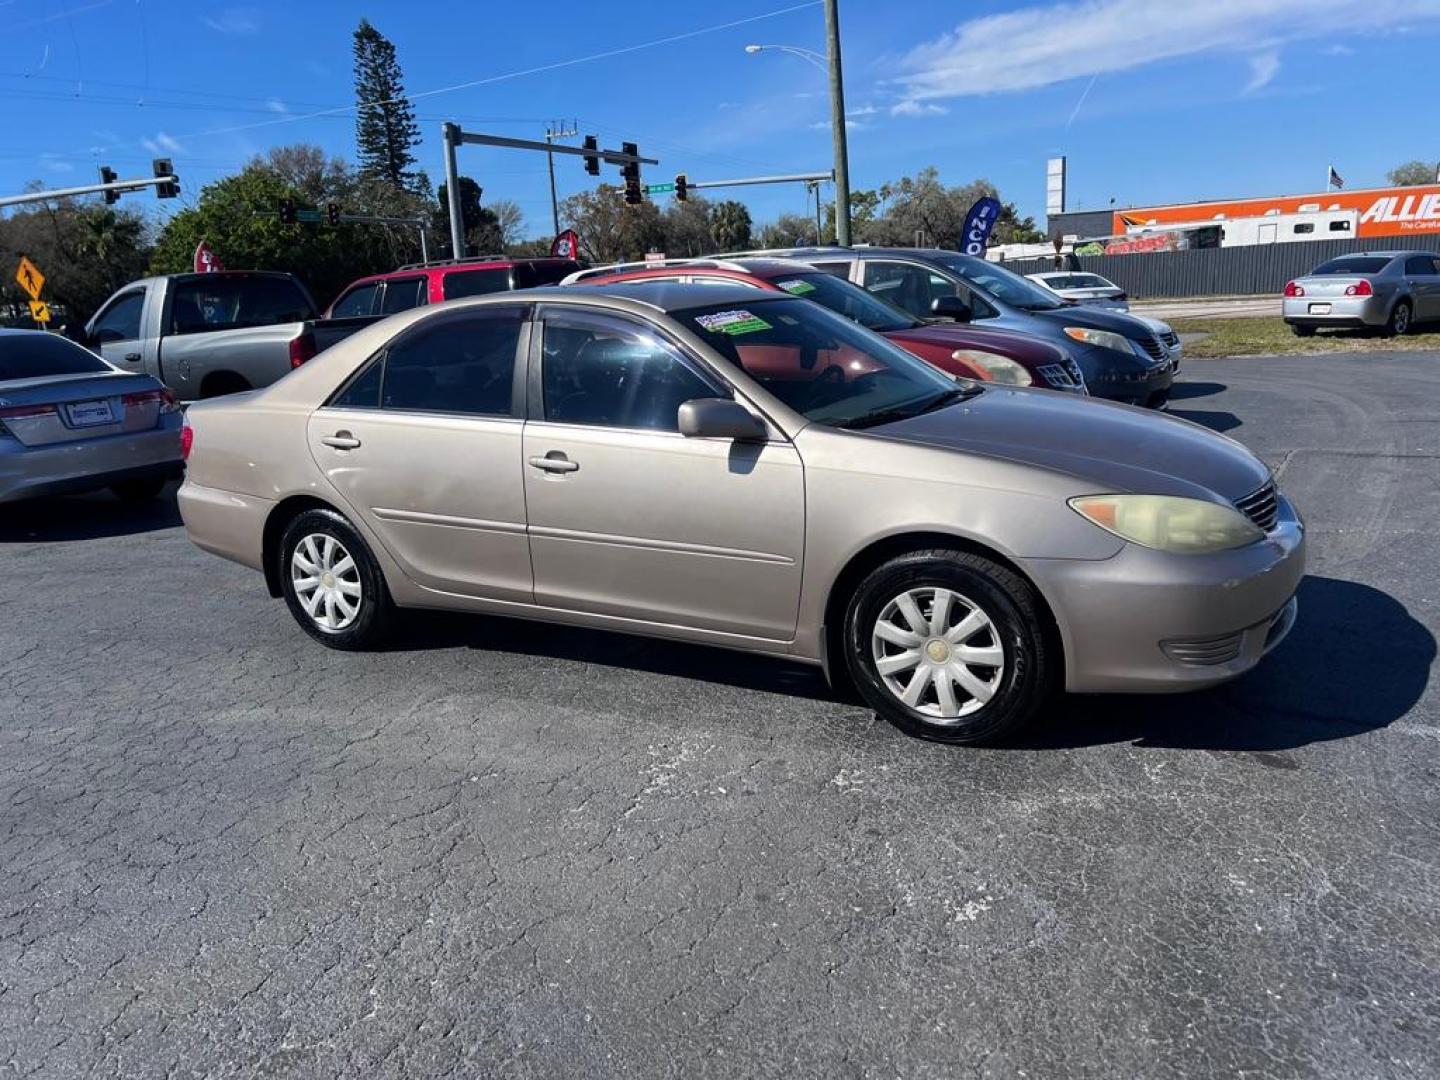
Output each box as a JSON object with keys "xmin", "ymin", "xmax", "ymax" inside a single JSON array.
[
  {"xmin": 15, "ymin": 256, "xmax": 44, "ymax": 300},
  {"xmin": 28, "ymin": 299, "xmax": 51, "ymax": 323},
  {"xmin": 1112, "ymin": 183, "xmax": 1440, "ymax": 239}
]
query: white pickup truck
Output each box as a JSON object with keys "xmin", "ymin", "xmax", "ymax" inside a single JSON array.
[{"xmin": 81, "ymin": 272, "xmax": 379, "ymax": 399}]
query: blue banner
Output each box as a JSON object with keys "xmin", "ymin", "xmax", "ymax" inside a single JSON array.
[{"xmin": 959, "ymin": 196, "xmax": 1002, "ymax": 256}]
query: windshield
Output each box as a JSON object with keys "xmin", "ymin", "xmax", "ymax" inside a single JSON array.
[
  {"xmin": 0, "ymin": 333, "xmax": 111, "ymax": 381},
  {"xmin": 931, "ymin": 253, "xmax": 1067, "ymax": 310},
  {"xmin": 764, "ymin": 271, "xmax": 920, "ymax": 333},
  {"xmin": 677, "ymin": 297, "xmax": 971, "ymax": 428},
  {"xmin": 1311, "ymin": 256, "xmax": 1391, "ymax": 275}
]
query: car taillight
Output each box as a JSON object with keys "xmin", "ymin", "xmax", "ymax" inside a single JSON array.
[
  {"xmin": 180, "ymin": 420, "xmax": 194, "ymax": 460},
  {"xmin": 1345, "ymin": 280, "xmax": 1373, "ymax": 296},
  {"xmin": 289, "ymin": 332, "xmax": 317, "ymax": 369},
  {"xmin": 0, "ymin": 403, "xmax": 55, "ymax": 421},
  {"xmin": 121, "ymin": 388, "xmax": 180, "ymax": 413},
  {"xmin": 1283, "ymin": 281, "xmax": 1304, "ymax": 297}
]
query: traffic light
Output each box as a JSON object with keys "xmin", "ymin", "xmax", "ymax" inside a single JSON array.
[
  {"xmin": 152, "ymin": 158, "xmax": 179, "ymax": 199},
  {"xmin": 99, "ymin": 165, "xmax": 119, "ymax": 205},
  {"xmin": 326, "ymin": 202, "xmax": 341, "ymax": 226},
  {"xmin": 675, "ymin": 174, "xmax": 688, "ymax": 202},
  {"xmin": 624, "ymin": 177, "xmax": 643, "ymax": 206},
  {"xmin": 620, "ymin": 141, "xmax": 640, "ymax": 184},
  {"xmin": 582, "ymin": 135, "xmax": 600, "ymax": 176},
  {"xmin": 278, "ymin": 197, "xmax": 297, "ymax": 225}
]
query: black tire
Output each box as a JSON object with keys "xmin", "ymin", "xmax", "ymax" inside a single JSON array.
[
  {"xmin": 843, "ymin": 549, "xmax": 1056, "ymax": 745},
  {"xmin": 110, "ymin": 478, "xmax": 166, "ymax": 503},
  {"xmin": 278, "ymin": 508, "xmax": 394, "ymax": 650},
  {"xmin": 1290, "ymin": 324, "xmax": 1315, "ymax": 338},
  {"xmin": 1386, "ymin": 300, "xmax": 1412, "ymax": 337}
]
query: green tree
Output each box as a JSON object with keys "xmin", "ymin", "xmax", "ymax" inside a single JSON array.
[
  {"xmin": 558, "ymin": 185, "xmax": 665, "ymax": 262},
  {"xmin": 757, "ymin": 212, "xmax": 820, "ymax": 249},
  {"xmin": 353, "ymin": 19, "xmax": 421, "ymax": 189},
  {"xmin": 1387, "ymin": 160, "xmax": 1437, "ymax": 186},
  {"xmin": 661, "ymin": 196, "xmax": 714, "ymax": 257},
  {"xmin": 710, "ymin": 200, "xmax": 753, "ymax": 252}
]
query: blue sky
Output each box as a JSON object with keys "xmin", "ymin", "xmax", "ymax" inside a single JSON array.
[{"xmin": 3, "ymin": 0, "xmax": 1438, "ymax": 239}]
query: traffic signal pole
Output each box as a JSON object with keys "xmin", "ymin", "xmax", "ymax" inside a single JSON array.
[
  {"xmin": 441, "ymin": 122, "xmax": 658, "ymax": 257},
  {"xmin": 0, "ymin": 172, "xmax": 180, "ymax": 209}
]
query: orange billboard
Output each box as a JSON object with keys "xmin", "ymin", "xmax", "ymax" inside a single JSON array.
[{"xmin": 1114, "ymin": 184, "xmax": 1440, "ymax": 239}]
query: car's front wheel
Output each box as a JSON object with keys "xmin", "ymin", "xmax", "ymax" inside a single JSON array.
[
  {"xmin": 843, "ymin": 549, "xmax": 1056, "ymax": 745},
  {"xmin": 279, "ymin": 508, "xmax": 393, "ymax": 649}
]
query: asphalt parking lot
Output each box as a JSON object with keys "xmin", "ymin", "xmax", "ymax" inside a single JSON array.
[{"xmin": 2, "ymin": 348, "xmax": 1438, "ymax": 1079}]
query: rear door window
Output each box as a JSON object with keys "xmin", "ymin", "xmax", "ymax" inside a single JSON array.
[
  {"xmin": 331, "ymin": 283, "xmax": 380, "ymax": 317},
  {"xmin": 1405, "ymin": 256, "xmax": 1436, "ymax": 276},
  {"xmin": 379, "ymin": 276, "xmax": 427, "ymax": 314},
  {"xmin": 441, "ymin": 268, "xmax": 513, "ymax": 300},
  {"xmin": 168, "ymin": 276, "xmax": 313, "ymax": 335},
  {"xmin": 91, "ymin": 291, "xmax": 145, "ymax": 343},
  {"xmin": 380, "ymin": 307, "xmax": 524, "ymax": 416}
]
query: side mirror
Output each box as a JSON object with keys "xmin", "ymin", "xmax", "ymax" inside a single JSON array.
[
  {"xmin": 931, "ymin": 295, "xmax": 972, "ymax": 322},
  {"xmin": 677, "ymin": 398, "xmax": 767, "ymax": 441}
]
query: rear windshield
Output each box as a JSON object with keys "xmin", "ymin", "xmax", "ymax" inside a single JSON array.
[
  {"xmin": 0, "ymin": 333, "xmax": 111, "ymax": 381},
  {"xmin": 514, "ymin": 261, "xmax": 580, "ymax": 288},
  {"xmin": 442, "ymin": 268, "xmax": 513, "ymax": 300},
  {"xmin": 1311, "ymin": 257, "xmax": 1391, "ymax": 275},
  {"xmin": 169, "ymin": 276, "xmax": 314, "ymax": 335}
]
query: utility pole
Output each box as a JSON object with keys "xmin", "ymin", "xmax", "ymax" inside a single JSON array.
[
  {"xmin": 545, "ymin": 122, "xmax": 579, "ymax": 237},
  {"xmin": 824, "ymin": 0, "xmax": 852, "ymax": 246}
]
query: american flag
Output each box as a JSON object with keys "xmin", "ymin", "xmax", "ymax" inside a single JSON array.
[{"xmin": 1327, "ymin": 165, "xmax": 1344, "ymax": 190}]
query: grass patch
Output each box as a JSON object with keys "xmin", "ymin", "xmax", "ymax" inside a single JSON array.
[{"xmin": 1172, "ymin": 317, "xmax": 1440, "ymax": 358}]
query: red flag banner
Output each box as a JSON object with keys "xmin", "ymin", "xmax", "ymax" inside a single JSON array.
[
  {"xmin": 551, "ymin": 229, "xmax": 580, "ymax": 259},
  {"xmin": 193, "ymin": 240, "xmax": 223, "ymax": 273}
]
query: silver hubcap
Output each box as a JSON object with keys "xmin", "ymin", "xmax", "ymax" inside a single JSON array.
[
  {"xmin": 871, "ymin": 587, "xmax": 1005, "ymax": 722},
  {"xmin": 291, "ymin": 533, "xmax": 362, "ymax": 632}
]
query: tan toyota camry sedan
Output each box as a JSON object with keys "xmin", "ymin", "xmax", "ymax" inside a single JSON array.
[{"xmin": 179, "ymin": 282, "xmax": 1304, "ymax": 744}]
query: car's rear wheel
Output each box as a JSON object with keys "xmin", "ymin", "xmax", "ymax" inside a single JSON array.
[
  {"xmin": 110, "ymin": 478, "xmax": 166, "ymax": 503},
  {"xmin": 1290, "ymin": 324, "xmax": 1315, "ymax": 338},
  {"xmin": 279, "ymin": 508, "xmax": 393, "ymax": 649},
  {"xmin": 843, "ymin": 549, "xmax": 1056, "ymax": 745},
  {"xmin": 1386, "ymin": 300, "xmax": 1412, "ymax": 337}
]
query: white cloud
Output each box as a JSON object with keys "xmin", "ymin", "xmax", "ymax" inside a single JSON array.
[
  {"xmin": 809, "ymin": 119, "xmax": 864, "ymax": 131},
  {"xmin": 266, "ymin": 98, "xmax": 288, "ymax": 114},
  {"xmin": 39, "ymin": 153, "xmax": 74, "ymax": 174},
  {"xmin": 890, "ymin": 100, "xmax": 947, "ymax": 117},
  {"xmin": 892, "ymin": 0, "xmax": 1436, "ymax": 104},
  {"xmin": 1243, "ymin": 50, "xmax": 1281, "ymax": 93},
  {"xmin": 141, "ymin": 132, "xmax": 187, "ymax": 155},
  {"xmin": 848, "ymin": 104, "xmax": 879, "ymax": 117},
  {"xmin": 1323, "ymin": 43, "xmax": 1354, "ymax": 55},
  {"xmin": 201, "ymin": 7, "xmax": 259, "ymax": 35}
]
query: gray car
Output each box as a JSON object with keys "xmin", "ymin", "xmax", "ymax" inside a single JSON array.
[
  {"xmin": 1283, "ymin": 250, "xmax": 1440, "ymax": 336},
  {"xmin": 0, "ymin": 329, "xmax": 183, "ymax": 503},
  {"xmin": 178, "ymin": 284, "xmax": 1304, "ymax": 746}
]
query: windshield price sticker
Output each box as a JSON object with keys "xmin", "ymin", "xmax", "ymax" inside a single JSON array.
[
  {"xmin": 777, "ymin": 279, "xmax": 816, "ymax": 295},
  {"xmin": 695, "ymin": 310, "xmax": 772, "ymax": 335}
]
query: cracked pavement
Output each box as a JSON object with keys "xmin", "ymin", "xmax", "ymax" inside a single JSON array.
[{"xmin": 1, "ymin": 350, "xmax": 1437, "ymax": 1079}]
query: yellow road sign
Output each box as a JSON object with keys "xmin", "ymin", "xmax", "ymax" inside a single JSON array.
[
  {"xmin": 16, "ymin": 256, "xmax": 45, "ymax": 300},
  {"xmin": 28, "ymin": 299, "xmax": 52, "ymax": 322}
]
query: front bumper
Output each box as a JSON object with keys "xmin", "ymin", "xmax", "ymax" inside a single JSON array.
[
  {"xmin": 1024, "ymin": 495, "xmax": 1306, "ymax": 693},
  {"xmin": 1282, "ymin": 295, "xmax": 1388, "ymax": 328},
  {"xmin": 1076, "ymin": 344, "xmax": 1174, "ymax": 408},
  {"xmin": 0, "ymin": 423, "xmax": 183, "ymax": 503}
]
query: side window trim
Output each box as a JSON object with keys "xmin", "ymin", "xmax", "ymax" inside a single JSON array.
[{"xmin": 527, "ymin": 303, "xmax": 729, "ymax": 432}]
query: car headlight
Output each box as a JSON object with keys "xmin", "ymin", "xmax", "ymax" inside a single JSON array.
[
  {"xmin": 952, "ymin": 349, "xmax": 1032, "ymax": 386},
  {"xmin": 1069, "ymin": 494, "xmax": 1264, "ymax": 554},
  {"xmin": 1063, "ymin": 326, "xmax": 1135, "ymax": 355}
]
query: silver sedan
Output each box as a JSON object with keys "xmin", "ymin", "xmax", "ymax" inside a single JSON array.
[
  {"xmin": 0, "ymin": 329, "xmax": 183, "ymax": 503},
  {"xmin": 1283, "ymin": 250, "xmax": 1440, "ymax": 336},
  {"xmin": 1027, "ymin": 271, "xmax": 1130, "ymax": 312}
]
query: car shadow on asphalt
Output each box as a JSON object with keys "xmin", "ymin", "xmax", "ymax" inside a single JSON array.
[
  {"xmin": 1167, "ymin": 381, "xmax": 1227, "ymax": 401},
  {"xmin": 1165, "ymin": 408, "xmax": 1242, "ymax": 434},
  {"xmin": 0, "ymin": 485, "xmax": 182, "ymax": 542},
  {"xmin": 1024, "ymin": 575, "xmax": 1435, "ymax": 753}
]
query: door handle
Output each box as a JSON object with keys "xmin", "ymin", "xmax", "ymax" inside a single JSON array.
[
  {"xmin": 321, "ymin": 432, "xmax": 361, "ymax": 450},
  {"xmin": 528, "ymin": 453, "xmax": 579, "ymax": 474},
  {"xmin": 123, "ymin": 352, "xmax": 141, "ymax": 362}
]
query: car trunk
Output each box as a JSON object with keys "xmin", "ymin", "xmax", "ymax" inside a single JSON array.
[
  {"xmin": 1295, "ymin": 276, "xmax": 1369, "ymax": 298},
  {"xmin": 0, "ymin": 371, "xmax": 168, "ymax": 447}
]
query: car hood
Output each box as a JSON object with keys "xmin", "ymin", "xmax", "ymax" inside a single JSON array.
[
  {"xmin": 871, "ymin": 386, "xmax": 1269, "ymax": 502},
  {"xmin": 884, "ymin": 323, "xmax": 1067, "ymax": 364},
  {"xmin": 1027, "ymin": 304, "xmax": 1155, "ymax": 340}
]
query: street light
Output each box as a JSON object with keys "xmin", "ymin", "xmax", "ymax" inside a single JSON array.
[{"xmin": 743, "ymin": 0, "xmax": 852, "ymax": 245}]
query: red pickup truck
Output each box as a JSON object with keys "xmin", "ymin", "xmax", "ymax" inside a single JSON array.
[{"xmin": 326, "ymin": 256, "xmax": 581, "ymax": 318}]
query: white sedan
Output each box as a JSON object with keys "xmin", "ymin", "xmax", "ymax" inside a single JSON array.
[{"xmin": 1027, "ymin": 271, "xmax": 1130, "ymax": 312}]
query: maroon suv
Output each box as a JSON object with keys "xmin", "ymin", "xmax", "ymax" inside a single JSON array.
[
  {"xmin": 560, "ymin": 258, "xmax": 1087, "ymax": 393},
  {"xmin": 326, "ymin": 256, "xmax": 581, "ymax": 318}
]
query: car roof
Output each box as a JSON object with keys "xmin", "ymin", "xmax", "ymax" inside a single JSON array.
[{"xmin": 510, "ymin": 281, "xmax": 789, "ymax": 311}]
